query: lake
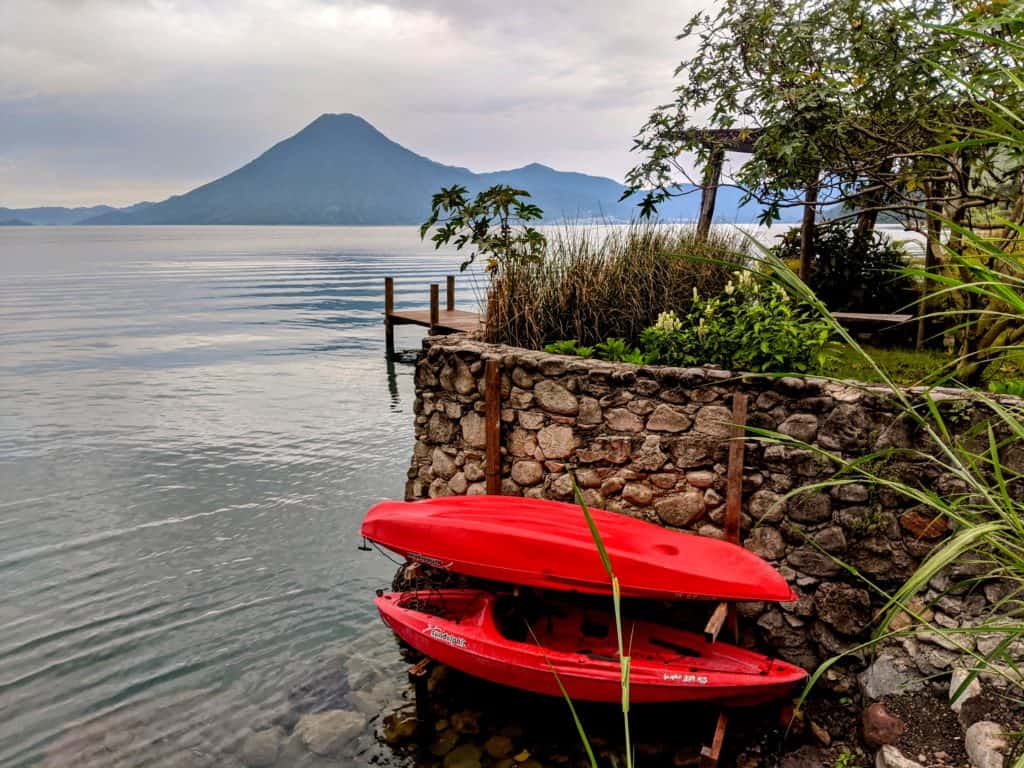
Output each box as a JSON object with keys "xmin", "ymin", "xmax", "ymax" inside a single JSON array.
[
  {"xmin": 0, "ymin": 226, "xmax": 498, "ymax": 767},
  {"xmin": 0, "ymin": 222, "xmax": 920, "ymax": 767}
]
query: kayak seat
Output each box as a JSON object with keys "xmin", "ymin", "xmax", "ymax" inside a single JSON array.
[
  {"xmin": 649, "ymin": 636, "xmax": 702, "ymax": 658},
  {"xmin": 580, "ymin": 617, "xmax": 610, "ymax": 638}
]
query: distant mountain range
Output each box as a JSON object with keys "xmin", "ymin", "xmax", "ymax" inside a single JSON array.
[
  {"xmin": 5, "ymin": 114, "xmax": 792, "ymax": 226},
  {"xmin": 0, "ymin": 202, "xmax": 154, "ymax": 226}
]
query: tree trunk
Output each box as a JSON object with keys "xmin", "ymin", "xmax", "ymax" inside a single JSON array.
[
  {"xmin": 854, "ymin": 159, "xmax": 894, "ymax": 238},
  {"xmin": 697, "ymin": 148, "xmax": 725, "ymax": 242},
  {"xmin": 799, "ymin": 178, "xmax": 820, "ymax": 282},
  {"xmin": 917, "ymin": 183, "xmax": 944, "ymax": 351}
]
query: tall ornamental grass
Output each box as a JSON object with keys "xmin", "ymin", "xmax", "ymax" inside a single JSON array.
[
  {"xmin": 485, "ymin": 223, "xmax": 747, "ymax": 350},
  {"xmin": 748, "ymin": 22, "xmax": 1024, "ymax": 754}
]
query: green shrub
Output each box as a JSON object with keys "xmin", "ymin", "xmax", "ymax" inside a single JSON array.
[
  {"xmin": 639, "ymin": 272, "xmax": 833, "ymax": 373},
  {"xmin": 770, "ymin": 220, "xmax": 918, "ymax": 313},
  {"xmin": 421, "ymin": 184, "xmax": 545, "ymax": 274},
  {"xmin": 486, "ymin": 223, "xmax": 746, "ymax": 349}
]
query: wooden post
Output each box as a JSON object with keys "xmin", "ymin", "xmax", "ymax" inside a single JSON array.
[
  {"xmin": 700, "ymin": 712, "xmax": 729, "ymax": 768},
  {"xmin": 799, "ymin": 177, "xmax": 820, "ymax": 282},
  {"xmin": 918, "ymin": 184, "xmax": 943, "ymax": 351},
  {"xmin": 724, "ymin": 392, "xmax": 748, "ymax": 642},
  {"xmin": 704, "ymin": 602, "xmax": 729, "ymax": 643},
  {"xmin": 446, "ymin": 275, "xmax": 455, "ymax": 312},
  {"xmin": 697, "ymin": 148, "xmax": 725, "ymax": 242},
  {"xmin": 485, "ymin": 359, "xmax": 502, "ymax": 495},
  {"xmin": 724, "ymin": 393, "xmax": 747, "ymax": 545},
  {"xmin": 408, "ymin": 658, "xmax": 432, "ymax": 734},
  {"xmin": 384, "ymin": 277, "xmax": 395, "ymax": 354},
  {"xmin": 429, "ymin": 283, "xmax": 439, "ymax": 332}
]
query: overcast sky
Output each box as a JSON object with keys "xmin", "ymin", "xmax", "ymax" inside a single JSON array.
[{"xmin": 1, "ymin": 0, "xmax": 709, "ymax": 208}]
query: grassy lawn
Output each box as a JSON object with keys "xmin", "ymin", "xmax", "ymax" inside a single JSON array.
[
  {"xmin": 823, "ymin": 345, "xmax": 955, "ymax": 385},
  {"xmin": 823, "ymin": 345, "xmax": 1024, "ymax": 390}
]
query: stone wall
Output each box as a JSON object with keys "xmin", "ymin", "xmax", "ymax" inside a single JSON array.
[{"xmin": 406, "ymin": 334, "xmax": 1022, "ymax": 695}]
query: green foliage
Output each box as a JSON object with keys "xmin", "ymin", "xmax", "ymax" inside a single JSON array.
[
  {"xmin": 487, "ymin": 222, "xmax": 746, "ymax": 349},
  {"xmin": 594, "ymin": 338, "xmax": 648, "ymax": 365},
  {"xmin": 543, "ymin": 339, "xmax": 578, "ymax": 355},
  {"xmin": 834, "ymin": 748, "xmax": 862, "ymax": 768},
  {"xmin": 771, "ymin": 221, "xmax": 918, "ymax": 312},
  {"xmin": 989, "ymin": 379, "xmax": 1024, "ymax": 397},
  {"xmin": 639, "ymin": 274, "xmax": 834, "ymax": 373},
  {"xmin": 544, "ymin": 339, "xmax": 591, "ymax": 356},
  {"xmin": 623, "ymin": 0, "xmax": 1024, "ymax": 228},
  {"xmin": 420, "ymin": 184, "xmax": 545, "ymax": 274}
]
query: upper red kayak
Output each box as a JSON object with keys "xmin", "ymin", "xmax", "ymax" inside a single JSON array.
[{"xmin": 361, "ymin": 495, "xmax": 795, "ymax": 602}]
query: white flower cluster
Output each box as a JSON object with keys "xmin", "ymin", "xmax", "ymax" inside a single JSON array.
[{"xmin": 655, "ymin": 310, "xmax": 683, "ymax": 333}]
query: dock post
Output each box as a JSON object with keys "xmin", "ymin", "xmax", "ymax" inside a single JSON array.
[
  {"xmin": 485, "ymin": 359, "xmax": 502, "ymax": 494},
  {"xmin": 446, "ymin": 275, "xmax": 455, "ymax": 312},
  {"xmin": 384, "ymin": 277, "xmax": 395, "ymax": 355},
  {"xmin": 408, "ymin": 658, "xmax": 432, "ymax": 736},
  {"xmin": 429, "ymin": 284, "xmax": 439, "ymax": 333}
]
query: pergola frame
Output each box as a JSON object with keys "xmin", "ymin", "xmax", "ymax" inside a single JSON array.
[{"xmin": 690, "ymin": 128, "xmax": 818, "ymax": 280}]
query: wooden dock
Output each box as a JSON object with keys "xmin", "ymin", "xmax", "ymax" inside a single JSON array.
[{"xmin": 384, "ymin": 276, "xmax": 482, "ymax": 353}]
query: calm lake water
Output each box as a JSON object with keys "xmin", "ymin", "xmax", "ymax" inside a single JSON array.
[
  {"xmin": 0, "ymin": 223, "xmax": 920, "ymax": 767},
  {"xmin": 0, "ymin": 226, "xmax": 495, "ymax": 767}
]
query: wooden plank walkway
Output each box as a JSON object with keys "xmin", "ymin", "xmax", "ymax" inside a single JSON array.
[
  {"xmin": 384, "ymin": 276, "xmax": 482, "ymax": 353},
  {"xmin": 388, "ymin": 308, "xmax": 482, "ymax": 334}
]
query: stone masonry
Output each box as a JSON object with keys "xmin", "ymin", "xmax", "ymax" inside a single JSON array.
[{"xmin": 406, "ymin": 334, "xmax": 1023, "ymax": 696}]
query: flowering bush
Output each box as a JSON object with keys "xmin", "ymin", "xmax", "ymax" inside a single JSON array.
[{"xmin": 639, "ymin": 272, "xmax": 833, "ymax": 373}]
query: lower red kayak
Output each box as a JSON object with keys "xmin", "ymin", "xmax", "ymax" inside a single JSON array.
[
  {"xmin": 362, "ymin": 496, "xmax": 794, "ymax": 602},
  {"xmin": 376, "ymin": 589, "xmax": 807, "ymax": 705}
]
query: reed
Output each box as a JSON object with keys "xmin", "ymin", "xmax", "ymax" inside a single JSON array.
[
  {"xmin": 485, "ymin": 222, "xmax": 747, "ymax": 350},
  {"xmin": 536, "ymin": 473, "xmax": 633, "ymax": 768}
]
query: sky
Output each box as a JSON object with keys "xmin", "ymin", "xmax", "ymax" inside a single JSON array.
[{"xmin": 1, "ymin": 0, "xmax": 708, "ymax": 208}]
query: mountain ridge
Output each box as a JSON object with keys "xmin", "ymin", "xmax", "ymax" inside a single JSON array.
[{"xmin": 10, "ymin": 114, "xmax": 789, "ymax": 226}]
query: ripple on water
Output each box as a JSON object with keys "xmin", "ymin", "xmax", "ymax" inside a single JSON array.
[{"xmin": 0, "ymin": 226, "xmax": 482, "ymax": 767}]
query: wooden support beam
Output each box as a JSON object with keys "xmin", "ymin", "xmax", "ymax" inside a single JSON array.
[
  {"xmin": 446, "ymin": 275, "xmax": 456, "ymax": 312},
  {"xmin": 704, "ymin": 602, "xmax": 729, "ymax": 643},
  {"xmin": 724, "ymin": 392, "xmax": 748, "ymax": 642},
  {"xmin": 699, "ymin": 711, "xmax": 729, "ymax": 768},
  {"xmin": 485, "ymin": 359, "xmax": 502, "ymax": 495},
  {"xmin": 697, "ymin": 148, "xmax": 725, "ymax": 241},
  {"xmin": 724, "ymin": 393, "xmax": 747, "ymax": 545},
  {"xmin": 429, "ymin": 283, "xmax": 440, "ymax": 332}
]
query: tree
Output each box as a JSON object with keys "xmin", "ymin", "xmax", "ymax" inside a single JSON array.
[
  {"xmin": 623, "ymin": 0, "xmax": 1022, "ymax": 236},
  {"xmin": 420, "ymin": 185, "xmax": 545, "ymax": 274}
]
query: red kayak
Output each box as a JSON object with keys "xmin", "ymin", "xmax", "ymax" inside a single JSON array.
[
  {"xmin": 362, "ymin": 496, "xmax": 794, "ymax": 602},
  {"xmin": 377, "ymin": 590, "xmax": 807, "ymax": 705}
]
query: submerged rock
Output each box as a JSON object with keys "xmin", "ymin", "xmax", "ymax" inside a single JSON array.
[
  {"xmin": 294, "ymin": 709, "xmax": 366, "ymax": 757},
  {"xmin": 443, "ymin": 743, "xmax": 483, "ymax": 768},
  {"xmin": 239, "ymin": 726, "xmax": 285, "ymax": 768}
]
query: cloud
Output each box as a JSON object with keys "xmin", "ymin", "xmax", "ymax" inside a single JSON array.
[{"xmin": 0, "ymin": 0, "xmax": 705, "ymax": 206}]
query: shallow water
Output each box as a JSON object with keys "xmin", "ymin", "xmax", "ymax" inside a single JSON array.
[{"xmin": 0, "ymin": 226, "xmax": 488, "ymax": 766}]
